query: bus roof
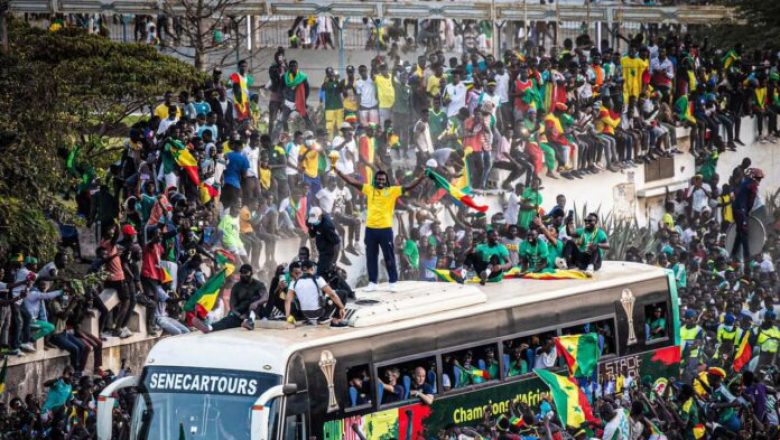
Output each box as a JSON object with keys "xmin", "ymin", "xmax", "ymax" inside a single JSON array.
[{"xmin": 145, "ymin": 261, "xmax": 668, "ymax": 374}]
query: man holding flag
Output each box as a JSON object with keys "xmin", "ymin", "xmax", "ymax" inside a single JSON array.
[
  {"xmin": 333, "ymin": 162, "xmax": 425, "ymax": 292},
  {"xmin": 193, "ymin": 264, "xmax": 266, "ymax": 333}
]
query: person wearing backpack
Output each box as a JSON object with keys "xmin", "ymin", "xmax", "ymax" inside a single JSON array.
[{"xmin": 284, "ymin": 260, "xmax": 347, "ymax": 326}]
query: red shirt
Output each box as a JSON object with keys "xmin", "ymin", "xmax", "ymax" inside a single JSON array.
[
  {"xmin": 141, "ymin": 242, "xmax": 164, "ymax": 280},
  {"xmin": 100, "ymin": 240, "xmax": 125, "ymax": 282}
]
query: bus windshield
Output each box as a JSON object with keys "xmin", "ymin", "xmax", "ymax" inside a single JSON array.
[{"xmin": 130, "ymin": 366, "xmax": 281, "ymax": 440}]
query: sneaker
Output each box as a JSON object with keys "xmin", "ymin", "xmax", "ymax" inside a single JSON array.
[
  {"xmin": 119, "ymin": 327, "xmax": 132, "ymax": 339},
  {"xmin": 20, "ymin": 343, "xmax": 35, "ymax": 353},
  {"xmin": 389, "ymin": 283, "xmax": 399, "ymax": 293},
  {"xmin": 479, "ymin": 271, "xmax": 488, "ymax": 286},
  {"xmin": 364, "ymin": 282, "xmax": 377, "ymax": 292},
  {"xmin": 241, "ymin": 319, "xmax": 255, "ymax": 331},
  {"xmin": 585, "ymin": 264, "xmax": 595, "ymax": 277},
  {"xmin": 100, "ymin": 332, "xmax": 113, "ymax": 340}
]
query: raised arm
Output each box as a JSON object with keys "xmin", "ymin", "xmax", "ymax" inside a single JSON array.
[
  {"xmin": 333, "ymin": 166, "xmax": 363, "ymax": 190},
  {"xmin": 402, "ymin": 172, "xmax": 427, "ymax": 193}
]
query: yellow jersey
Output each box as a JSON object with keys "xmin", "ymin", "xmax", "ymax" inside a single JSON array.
[{"xmin": 362, "ymin": 184, "xmax": 402, "ymax": 229}]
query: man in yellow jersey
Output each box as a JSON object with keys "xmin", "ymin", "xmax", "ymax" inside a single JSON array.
[{"xmin": 333, "ymin": 165, "xmax": 425, "ymax": 292}]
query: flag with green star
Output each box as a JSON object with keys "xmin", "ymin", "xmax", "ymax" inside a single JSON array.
[{"xmin": 554, "ymin": 333, "xmax": 600, "ymax": 378}]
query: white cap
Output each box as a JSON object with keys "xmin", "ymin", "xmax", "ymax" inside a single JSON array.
[
  {"xmin": 425, "ymin": 158, "xmax": 438, "ymax": 168},
  {"xmin": 307, "ymin": 206, "xmax": 323, "ymax": 223}
]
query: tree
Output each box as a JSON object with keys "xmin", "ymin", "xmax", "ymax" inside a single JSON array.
[
  {"xmin": 0, "ymin": 19, "xmax": 205, "ymax": 260},
  {"xmin": 697, "ymin": 0, "xmax": 780, "ymax": 52}
]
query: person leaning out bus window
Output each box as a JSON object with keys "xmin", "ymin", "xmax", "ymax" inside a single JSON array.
[
  {"xmin": 379, "ymin": 367, "xmax": 405, "ymax": 405},
  {"xmin": 409, "ymin": 367, "xmax": 435, "ymax": 405}
]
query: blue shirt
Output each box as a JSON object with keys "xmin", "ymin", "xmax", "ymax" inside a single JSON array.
[
  {"xmin": 224, "ymin": 151, "xmax": 249, "ymax": 189},
  {"xmin": 193, "ymin": 101, "xmax": 211, "ymax": 118}
]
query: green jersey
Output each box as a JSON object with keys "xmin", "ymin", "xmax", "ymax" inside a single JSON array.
[
  {"xmin": 574, "ymin": 227, "xmax": 608, "ymax": 258},
  {"xmin": 517, "ymin": 188, "xmax": 542, "ymax": 230},
  {"xmin": 475, "ymin": 243, "xmax": 510, "ymax": 265},
  {"xmin": 322, "ymin": 80, "xmax": 344, "ymax": 110},
  {"xmin": 519, "ymin": 240, "xmax": 549, "ymax": 271}
]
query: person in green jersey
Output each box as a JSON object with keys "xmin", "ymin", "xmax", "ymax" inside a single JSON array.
[
  {"xmin": 564, "ymin": 211, "xmax": 610, "ymax": 274},
  {"xmin": 465, "ymin": 228, "xmax": 511, "ymax": 285},
  {"xmin": 518, "ymin": 227, "xmax": 549, "ymax": 274},
  {"xmin": 517, "ymin": 178, "xmax": 542, "ymax": 231}
]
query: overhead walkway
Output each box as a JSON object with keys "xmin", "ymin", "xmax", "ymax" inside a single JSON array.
[{"xmin": 9, "ymin": 0, "xmax": 739, "ymax": 25}]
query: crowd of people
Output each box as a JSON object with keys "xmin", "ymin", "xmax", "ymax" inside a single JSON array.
[{"xmin": 2, "ymin": 14, "xmax": 780, "ymax": 438}]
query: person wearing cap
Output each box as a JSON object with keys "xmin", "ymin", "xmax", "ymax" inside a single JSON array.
[
  {"xmin": 715, "ymin": 312, "xmax": 738, "ymax": 359},
  {"xmin": 731, "ymin": 167, "xmax": 763, "ymax": 262},
  {"xmin": 706, "ymin": 366, "xmax": 743, "ymax": 434},
  {"xmin": 332, "ymin": 159, "xmax": 425, "ymax": 292},
  {"xmin": 680, "ymin": 308, "xmax": 703, "ymax": 362},
  {"xmin": 298, "ymin": 130, "xmax": 323, "ymax": 206},
  {"xmin": 194, "ymin": 264, "xmax": 267, "ymax": 333},
  {"xmin": 321, "ymin": 67, "xmax": 344, "ymax": 138},
  {"xmin": 647, "ymin": 306, "xmax": 667, "ymax": 340},
  {"xmin": 306, "ymin": 206, "xmax": 340, "ymax": 277}
]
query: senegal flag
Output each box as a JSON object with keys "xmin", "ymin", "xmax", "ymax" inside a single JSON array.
[
  {"xmin": 0, "ymin": 356, "xmax": 7, "ymax": 394},
  {"xmin": 173, "ymin": 147, "xmax": 200, "ymax": 186},
  {"xmin": 555, "ymin": 333, "xmax": 600, "ymax": 378},
  {"xmin": 674, "ymin": 95, "xmax": 696, "ymax": 124},
  {"xmin": 722, "ymin": 48, "xmax": 739, "ymax": 70},
  {"xmin": 425, "ymin": 168, "xmax": 488, "ymax": 213},
  {"xmin": 184, "ymin": 269, "xmax": 227, "ymax": 316},
  {"xmin": 466, "ymin": 367, "xmax": 492, "ymax": 380},
  {"xmin": 534, "ymin": 369, "xmax": 596, "ymax": 429},
  {"xmin": 732, "ymin": 331, "xmax": 754, "ymax": 372}
]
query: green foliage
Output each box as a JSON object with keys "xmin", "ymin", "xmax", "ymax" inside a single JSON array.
[
  {"xmin": 0, "ymin": 19, "xmax": 205, "ymax": 260},
  {"xmin": 695, "ymin": 0, "xmax": 780, "ymax": 51}
]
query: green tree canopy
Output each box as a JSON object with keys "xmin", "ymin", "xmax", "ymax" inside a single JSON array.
[{"xmin": 0, "ymin": 19, "xmax": 205, "ymax": 261}]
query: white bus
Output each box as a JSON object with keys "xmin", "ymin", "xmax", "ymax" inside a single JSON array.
[{"xmin": 98, "ymin": 261, "xmax": 680, "ymax": 440}]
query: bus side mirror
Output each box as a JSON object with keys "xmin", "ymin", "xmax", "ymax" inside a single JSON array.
[
  {"xmin": 283, "ymin": 383, "xmax": 298, "ymax": 395},
  {"xmin": 97, "ymin": 375, "xmax": 139, "ymax": 440},
  {"xmin": 251, "ymin": 384, "xmax": 297, "ymax": 440}
]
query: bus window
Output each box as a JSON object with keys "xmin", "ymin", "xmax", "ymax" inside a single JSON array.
[
  {"xmin": 378, "ymin": 356, "xmax": 437, "ymax": 407},
  {"xmin": 644, "ymin": 302, "xmax": 669, "ymax": 342},
  {"xmin": 502, "ymin": 330, "xmax": 557, "ymax": 378},
  {"xmin": 562, "ymin": 318, "xmax": 617, "ymax": 356},
  {"xmin": 442, "ymin": 343, "xmax": 499, "ymax": 390},
  {"xmin": 345, "ymin": 365, "xmax": 372, "ymax": 409}
]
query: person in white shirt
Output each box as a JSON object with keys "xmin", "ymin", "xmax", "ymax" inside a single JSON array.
[
  {"xmin": 533, "ymin": 337, "xmax": 557, "ymax": 370},
  {"xmin": 331, "ymin": 122, "xmax": 357, "ymax": 175},
  {"xmin": 284, "ymin": 260, "xmax": 346, "ymax": 325},
  {"xmin": 315, "ymin": 177, "xmax": 338, "ymax": 214},
  {"xmin": 356, "ymin": 65, "xmax": 379, "ymax": 126},
  {"xmin": 493, "ymin": 62, "xmax": 512, "ymax": 132},
  {"xmin": 443, "ymin": 70, "xmax": 467, "ymax": 118},
  {"xmin": 414, "ymin": 111, "xmax": 434, "ymax": 162},
  {"xmin": 315, "ymin": 15, "xmax": 335, "ymax": 49},
  {"xmin": 284, "ymin": 132, "xmax": 301, "ymax": 181},
  {"xmin": 156, "ymin": 105, "xmax": 178, "ymax": 136},
  {"xmin": 504, "ymin": 183, "xmax": 523, "ymax": 226},
  {"xmin": 331, "ymin": 179, "xmax": 360, "ymax": 255},
  {"xmin": 242, "ymin": 133, "xmax": 261, "ymax": 202}
]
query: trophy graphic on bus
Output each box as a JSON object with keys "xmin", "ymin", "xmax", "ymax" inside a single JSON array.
[
  {"xmin": 319, "ymin": 350, "xmax": 339, "ymax": 412},
  {"xmin": 620, "ymin": 289, "xmax": 637, "ymax": 345}
]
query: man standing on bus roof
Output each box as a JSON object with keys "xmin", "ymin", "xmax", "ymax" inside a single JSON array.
[
  {"xmin": 563, "ymin": 211, "xmax": 610, "ymax": 276},
  {"xmin": 332, "ymin": 162, "xmax": 426, "ymax": 292}
]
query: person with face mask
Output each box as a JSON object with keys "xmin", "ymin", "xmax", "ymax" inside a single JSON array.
[
  {"xmin": 193, "ymin": 264, "xmax": 267, "ymax": 333},
  {"xmin": 306, "ymin": 207, "xmax": 340, "ymax": 277},
  {"xmin": 332, "ymin": 163, "xmax": 426, "ymax": 292}
]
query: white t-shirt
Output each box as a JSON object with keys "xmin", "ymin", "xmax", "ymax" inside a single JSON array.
[
  {"xmin": 332, "ymin": 135, "xmax": 357, "ymax": 175},
  {"xmin": 356, "ymin": 77, "xmax": 378, "ymax": 109},
  {"xmin": 316, "ymin": 188, "xmax": 337, "ymax": 214},
  {"xmin": 494, "ymin": 72, "xmax": 510, "ymax": 103},
  {"xmin": 444, "ymin": 82, "xmax": 467, "ymax": 117},
  {"xmin": 38, "ymin": 262, "xmax": 58, "ymax": 292},
  {"xmin": 505, "ymin": 192, "xmax": 520, "ymax": 225},
  {"xmin": 690, "ymin": 185, "xmax": 710, "ymax": 213},
  {"xmin": 414, "ymin": 120, "xmax": 433, "ymax": 153},
  {"xmin": 291, "ymin": 275, "xmax": 328, "ymax": 311},
  {"xmin": 331, "ymin": 187, "xmax": 352, "ymax": 215},
  {"xmin": 242, "ymin": 146, "xmax": 260, "ymax": 178},
  {"xmin": 285, "ymin": 143, "xmax": 300, "ymax": 176}
]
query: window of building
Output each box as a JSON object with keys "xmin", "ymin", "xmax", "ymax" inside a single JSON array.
[
  {"xmin": 377, "ymin": 356, "xmax": 437, "ymax": 407},
  {"xmin": 644, "ymin": 302, "xmax": 669, "ymax": 343},
  {"xmin": 441, "ymin": 343, "xmax": 500, "ymax": 391},
  {"xmin": 562, "ymin": 317, "xmax": 617, "ymax": 356},
  {"xmin": 345, "ymin": 365, "xmax": 372, "ymax": 409},
  {"xmin": 502, "ymin": 330, "xmax": 558, "ymax": 378}
]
